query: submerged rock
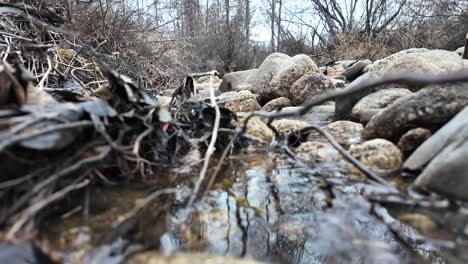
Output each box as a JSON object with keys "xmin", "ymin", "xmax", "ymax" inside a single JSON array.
[
  {"xmin": 351, "ymin": 88, "xmax": 412, "ymax": 124},
  {"xmin": 364, "ymin": 83, "xmax": 468, "ymax": 141},
  {"xmin": 398, "ymin": 128, "xmax": 432, "ymax": 159},
  {"xmin": 127, "ymin": 253, "xmax": 264, "ymax": 264},
  {"xmin": 307, "ymin": 121, "xmax": 364, "ymax": 149},
  {"xmin": 261, "ymin": 97, "xmax": 292, "ymax": 112},
  {"xmin": 234, "ymin": 114, "xmax": 273, "ymax": 145},
  {"xmin": 404, "ymin": 106, "xmax": 468, "ymax": 200},
  {"xmin": 296, "ymin": 141, "xmax": 341, "ymax": 161},
  {"xmin": 271, "ymin": 119, "xmax": 309, "ymax": 134}
]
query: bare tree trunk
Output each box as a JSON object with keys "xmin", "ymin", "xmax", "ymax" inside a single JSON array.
[
  {"xmin": 270, "ymin": 0, "xmax": 276, "ymax": 52},
  {"xmin": 277, "ymin": 0, "xmax": 282, "ymax": 51},
  {"xmin": 225, "ymin": 0, "xmax": 230, "ymax": 27},
  {"xmin": 245, "ymin": 0, "xmax": 250, "ymax": 51}
]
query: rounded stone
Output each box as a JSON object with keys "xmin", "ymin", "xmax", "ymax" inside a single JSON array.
[
  {"xmin": 261, "ymin": 97, "xmax": 292, "ymax": 112},
  {"xmin": 398, "ymin": 128, "xmax": 432, "ymax": 159},
  {"xmin": 349, "ymin": 139, "xmax": 403, "ymax": 173}
]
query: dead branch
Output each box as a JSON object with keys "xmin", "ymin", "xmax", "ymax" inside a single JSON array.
[{"xmin": 187, "ymin": 75, "xmax": 221, "ymax": 208}]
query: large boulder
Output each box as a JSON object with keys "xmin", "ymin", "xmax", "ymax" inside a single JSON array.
[
  {"xmin": 219, "ymin": 69, "xmax": 259, "ymax": 92},
  {"xmin": 336, "ymin": 49, "xmax": 465, "ymax": 120},
  {"xmin": 289, "ymin": 72, "xmax": 336, "ymax": 105},
  {"xmin": 404, "ymin": 106, "xmax": 468, "ymax": 200},
  {"xmin": 250, "ymin": 53, "xmax": 295, "ymax": 102},
  {"xmin": 365, "ymin": 48, "xmax": 430, "ymax": 74},
  {"xmin": 351, "ymin": 88, "xmax": 412, "ymax": 124},
  {"xmin": 269, "ymin": 54, "xmax": 320, "ymax": 101},
  {"xmin": 370, "ymin": 50, "xmax": 464, "ymax": 86},
  {"xmin": 363, "ymin": 83, "xmax": 468, "ymax": 141}
]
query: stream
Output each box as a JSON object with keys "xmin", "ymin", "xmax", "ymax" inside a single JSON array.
[{"xmin": 38, "ymin": 146, "xmax": 468, "ymax": 264}]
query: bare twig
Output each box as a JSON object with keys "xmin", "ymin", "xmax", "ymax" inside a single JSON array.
[
  {"xmin": 37, "ymin": 52, "xmax": 52, "ymax": 89},
  {"xmin": 187, "ymin": 74, "xmax": 221, "ymax": 207}
]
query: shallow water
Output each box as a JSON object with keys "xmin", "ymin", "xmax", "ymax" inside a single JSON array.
[{"xmin": 42, "ymin": 151, "xmax": 468, "ymax": 264}]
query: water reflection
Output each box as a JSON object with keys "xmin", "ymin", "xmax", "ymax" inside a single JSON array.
[{"xmin": 161, "ymin": 154, "xmax": 442, "ymax": 263}]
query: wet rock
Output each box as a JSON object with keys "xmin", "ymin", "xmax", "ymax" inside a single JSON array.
[
  {"xmin": 219, "ymin": 69, "xmax": 258, "ymax": 92},
  {"xmin": 270, "ymin": 54, "xmax": 320, "ymax": 102},
  {"xmin": 404, "ymin": 106, "xmax": 468, "ymax": 200},
  {"xmin": 261, "ymin": 97, "xmax": 292, "ymax": 112},
  {"xmin": 289, "ymin": 72, "xmax": 336, "ymax": 105},
  {"xmin": 250, "ymin": 53, "xmax": 295, "ymax": 102},
  {"xmin": 217, "ymin": 90, "xmax": 261, "ymax": 112},
  {"xmin": 271, "ymin": 119, "xmax": 309, "ymax": 134},
  {"xmin": 398, "ymin": 128, "xmax": 432, "ymax": 159},
  {"xmin": 351, "ymin": 88, "xmax": 412, "ymax": 124},
  {"xmin": 296, "ymin": 141, "xmax": 341, "ymax": 161},
  {"xmin": 398, "ymin": 213, "xmax": 438, "ymax": 233},
  {"xmin": 363, "ymin": 83, "xmax": 468, "ymax": 141},
  {"xmin": 344, "ymin": 59, "xmax": 372, "ymax": 81},
  {"xmin": 234, "ymin": 114, "xmax": 273, "ymax": 144},
  {"xmin": 349, "ymin": 139, "xmax": 403, "ymax": 175},
  {"xmin": 307, "ymin": 120, "xmax": 363, "ymax": 149}
]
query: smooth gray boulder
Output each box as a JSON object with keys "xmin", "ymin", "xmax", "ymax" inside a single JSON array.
[
  {"xmin": 270, "ymin": 54, "xmax": 319, "ymax": 101},
  {"xmin": 219, "ymin": 69, "xmax": 258, "ymax": 92},
  {"xmin": 404, "ymin": 106, "xmax": 468, "ymax": 200},
  {"xmin": 251, "ymin": 53, "xmax": 295, "ymax": 102}
]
